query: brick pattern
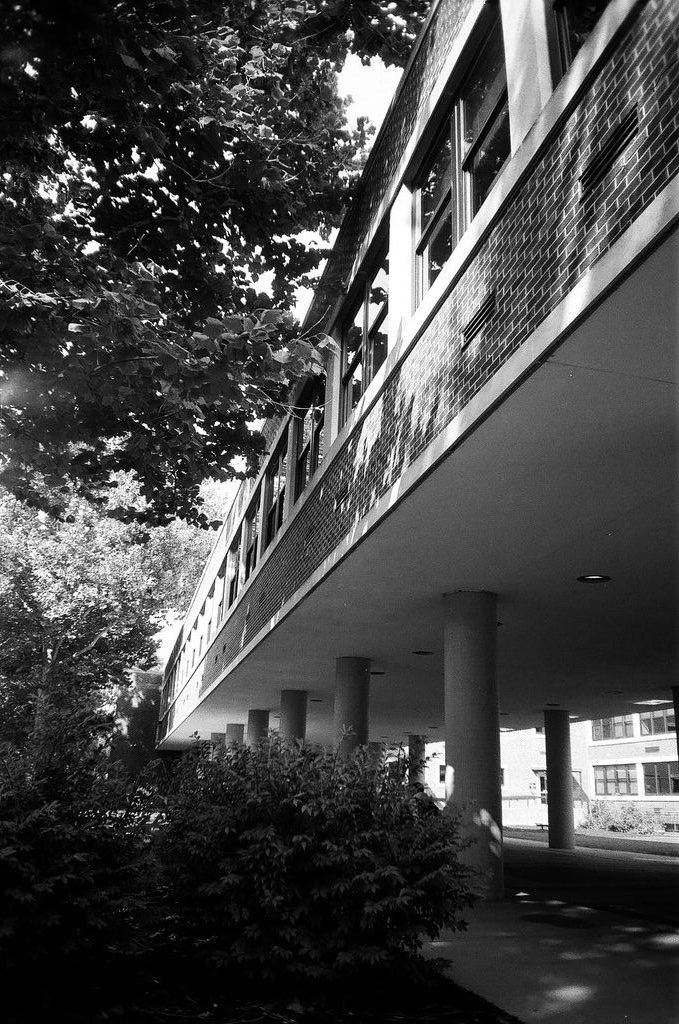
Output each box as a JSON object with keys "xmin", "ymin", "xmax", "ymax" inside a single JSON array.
[{"xmin": 159, "ymin": 0, "xmax": 679, "ymax": 741}]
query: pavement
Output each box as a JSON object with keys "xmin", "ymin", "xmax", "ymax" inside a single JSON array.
[{"xmin": 425, "ymin": 837, "xmax": 679, "ymax": 1024}]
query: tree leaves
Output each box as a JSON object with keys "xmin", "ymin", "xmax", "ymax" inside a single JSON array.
[{"xmin": 0, "ymin": 0, "xmax": 426, "ymax": 524}]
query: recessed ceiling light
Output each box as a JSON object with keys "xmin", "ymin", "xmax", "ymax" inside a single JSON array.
[
  {"xmin": 632, "ymin": 699, "xmax": 672, "ymax": 707},
  {"xmin": 370, "ymin": 670, "xmax": 385, "ymax": 676},
  {"xmin": 569, "ymin": 715, "xmax": 580, "ymax": 720},
  {"xmin": 577, "ymin": 574, "xmax": 611, "ymax": 583},
  {"xmin": 412, "ymin": 650, "xmax": 433, "ymax": 656}
]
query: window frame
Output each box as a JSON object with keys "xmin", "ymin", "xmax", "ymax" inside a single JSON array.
[
  {"xmin": 591, "ymin": 715, "xmax": 635, "ymax": 741},
  {"xmin": 226, "ymin": 534, "xmax": 242, "ymax": 609},
  {"xmin": 414, "ymin": 16, "xmax": 510, "ymax": 302},
  {"xmin": 263, "ymin": 439, "xmax": 288, "ymax": 550},
  {"xmin": 551, "ymin": 0, "xmax": 611, "ymax": 80},
  {"xmin": 640, "ymin": 708, "xmax": 676, "ymax": 736},
  {"xmin": 294, "ymin": 377, "xmax": 326, "ymax": 502},
  {"xmin": 340, "ymin": 243, "xmax": 389, "ymax": 423},
  {"xmin": 594, "ymin": 763, "xmax": 638, "ymax": 796},
  {"xmin": 643, "ymin": 761, "xmax": 679, "ymax": 796},
  {"xmin": 243, "ymin": 491, "xmax": 261, "ymax": 582}
]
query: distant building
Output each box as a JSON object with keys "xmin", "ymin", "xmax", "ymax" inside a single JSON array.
[
  {"xmin": 425, "ymin": 710, "xmax": 678, "ymax": 830},
  {"xmin": 157, "ymin": 1, "xmax": 679, "ymax": 896}
]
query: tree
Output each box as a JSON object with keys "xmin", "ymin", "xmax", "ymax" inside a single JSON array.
[
  {"xmin": 0, "ymin": 485, "xmax": 160, "ymax": 755},
  {"xmin": 0, "ymin": 0, "xmax": 427, "ymax": 525}
]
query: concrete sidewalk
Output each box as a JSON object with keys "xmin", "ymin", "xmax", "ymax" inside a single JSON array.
[{"xmin": 425, "ymin": 841, "xmax": 679, "ymax": 1023}]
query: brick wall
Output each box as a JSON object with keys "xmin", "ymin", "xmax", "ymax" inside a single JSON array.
[{"xmin": 159, "ymin": 0, "xmax": 679, "ymax": 741}]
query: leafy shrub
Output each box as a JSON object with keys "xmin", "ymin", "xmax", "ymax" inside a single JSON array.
[
  {"xmin": 0, "ymin": 743, "xmax": 157, "ymax": 1019},
  {"xmin": 157, "ymin": 737, "xmax": 475, "ymax": 1001},
  {"xmin": 579, "ymin": 800, "xmax": 665, "ymax": 834}
]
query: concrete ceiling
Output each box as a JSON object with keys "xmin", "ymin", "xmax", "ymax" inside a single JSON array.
[{"xmin": 168, "ymin": 226, "xmax": 678, "ymax": 749}]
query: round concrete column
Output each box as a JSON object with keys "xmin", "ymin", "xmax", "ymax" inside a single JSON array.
[
  {"xmin": 544, "ymin": 709, "xmax": 575, "ymax": 850},
  {"xmin": 443, "ymin": 591, "xmax": 503, "ymax": 900},
  {"xmin": 408, "ymin": 733, "xmax": 426, "ymax": 787},
  {"xmin": 279, "ymin": 689, "xmax": 308, "ymax": 742},
  {"xmin": 225, "ymin": 723, "xmax": 244, "ymax": 746},
  {"xmin": 334, "ymin": 657, "xmax": 371, "ymax": 757},
  {"xmin": 246, "ymin": 709, "xmax": 269, "ymax": 747}
]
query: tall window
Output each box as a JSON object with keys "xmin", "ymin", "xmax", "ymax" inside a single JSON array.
[
  {"xmin": 640, "ymin": 708, "xmax": 675, "ymax": 736},
  {"xmin": 226, "ymin": 536, "xmax": 241, "ymax": 608},
  {"xmin": 553, "ymin": 1, "xmax": 610, "ymax": 78},
  {"xmin": 295, "ymin": 378, "xmax": 325, "ymax": 501},
  {"xmin": 341, "ymin": 246, "xmax": 389, "ymax": 422},
  {"xmin": 643, "ymin": 762, "xmax": 679, "ymax": 796},
  {"xmin": 244, "ymin": 493, "xmax": 260, "ymax": 581},
  {"xmin": 594, "ymin": 764, "xmax": 637, "ymax": 796},
  {"xmin": 592, "ymin": 715, "xmax": 634, "ymax": 741},
  {"xmin": 264, "ymin": 440, "xmax": 287, "ymax": 549},
  {"xmin": 415, "ymin": 17, "xmax": 510, "ymax": 299}
]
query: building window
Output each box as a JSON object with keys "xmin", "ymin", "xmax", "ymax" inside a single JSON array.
[
  {"xmin": 594, "ymin": 764, "xmax": 638, "ymax": 796},
  {"xmin": 591, "ymin": 715, "xmax": 634, "ymax": 741},
  {"xmin": 640, "ymin": 708, "xmax": 675, "ymax": 736},
  {"xmin": 264, "ymin": 440, "xmax": 287, "ymax": 549},
  {"xmin": 533, "ymin": 769, "xmax": 548, "ymax": 803},
  {"xmin": 295, "ymin": 378, "xmax": 325, "ymax": 501},
  {"xmin": 552, "ymin": 1, "xmax": 610, "ymax": 78},
  {"xmin": 243, "ymin": 493, "xmax": 261, "ymax": 581},
  {"xmin": 341, "ymin": 246, "xmax": 389, "ymax": 422},
  {"xmin": 415, "ymin": 17, "xmax": 510, "ymax": 299},
  {"xmin": 439, "ymin": 765, "xmax": 446, "ymax": 784},
  {"xmin": 226, "ymin": 537, "xmax": 241, "ymax": 608},
  {"xmin": 643, "ymin": 762, "xmax": 679, "ymax": 797}
]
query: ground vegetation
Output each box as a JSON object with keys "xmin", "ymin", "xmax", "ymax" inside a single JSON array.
[{"xmin": 0, "ymin": 737, "xmax": 522, "ymax": 1024}]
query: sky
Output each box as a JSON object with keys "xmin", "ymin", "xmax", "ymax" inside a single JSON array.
[{"xmin": 337, "ymin": 53, "xmax": 402, "ymax": 136}]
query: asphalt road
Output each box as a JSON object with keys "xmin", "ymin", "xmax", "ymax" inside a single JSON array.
[{"xmin": 504, "ymin": 837, "xmax": 679, "ymax": 925}]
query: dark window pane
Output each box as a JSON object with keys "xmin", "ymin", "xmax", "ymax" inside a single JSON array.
[
  {"xmin": 459, "ymin": 22, "xmax": 507, "ymax": 155},
  {"xmin": 349, "ymin": 359, "xmax": 363, "ymax": 409},
  {"xmin": 556, "ymin": 1, "xmax": 609, "ymax": 72},
  {"xmin": 427, "ymin": 210, "xmax": 454, "ymax": 287},
  {"xmin": 421, "ymin": 127, "xmax": 452, "ymax": 226},
  {"xmin": 344, "ymin": 304, "xmax": 364, "ymax": 362},
  {"xmin": 469, "ymin": 102, "xmax": 510, "ymax": 213},
  {"xmin": 367, "ymin": 253, "xmax": 389, "ymax": 331},
  {"xmin": 369, "ymin": 325, "xmax": 388, "ymax": 379}
]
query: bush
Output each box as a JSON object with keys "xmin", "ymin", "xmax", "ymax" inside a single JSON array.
[
  {"xmin": 579, "ymin": 800, "xmax": 665, "ymax": 834},
  {"xmin": 156, "ymin": 737, "xmax": 475, "ymax": 1002},
  {"xmin": 0, "ymin": 743, "xmax": 158, "ymax": 1019}
]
